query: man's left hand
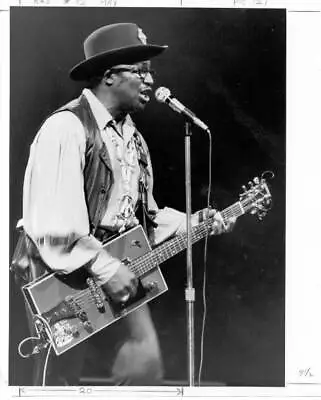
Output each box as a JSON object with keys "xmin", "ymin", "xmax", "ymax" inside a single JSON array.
[{"xmin": 198, "ymin": 208, "xmax": 236, "ymax": 235}]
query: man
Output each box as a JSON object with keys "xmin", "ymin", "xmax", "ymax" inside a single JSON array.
[{"xmin": 17, "ymin": 23, "xmax": 234, "ymax": 386}]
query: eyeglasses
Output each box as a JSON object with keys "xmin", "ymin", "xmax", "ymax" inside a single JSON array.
[{"xmin": 110, "ymin": 65, "xmax": 156, "ymax": 81}]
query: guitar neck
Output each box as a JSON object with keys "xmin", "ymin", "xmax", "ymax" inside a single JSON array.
[{"xmin": 130, "ymin": 200, "xmax": 248, "ymax": 278}]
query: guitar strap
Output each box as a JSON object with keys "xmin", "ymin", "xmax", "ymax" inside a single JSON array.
[
  {"xmin": 10, "ymin": 222, "xmax": 49, "ymax": 286},
  {"xmin": 133, "ymin": 131, "xmax": 158, "ymax": 235}
]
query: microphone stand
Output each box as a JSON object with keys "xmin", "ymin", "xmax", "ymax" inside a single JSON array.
[{"xmin": 184, "ymin": 121, "xmax": 195, "ymax": 386}]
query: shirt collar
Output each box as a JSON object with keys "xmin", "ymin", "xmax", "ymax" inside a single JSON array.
[{"xmin": 82, "ymin": 88, "xmax": 136, "ymax": 131}]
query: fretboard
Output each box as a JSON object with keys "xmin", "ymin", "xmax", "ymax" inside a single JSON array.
[{"xmin": 129, "ymin": 199, "xmax": 250, "ymax": 278}]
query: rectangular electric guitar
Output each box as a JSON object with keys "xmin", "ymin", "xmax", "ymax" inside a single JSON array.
[{"xmin": 21, "ymin": 174, "xmax": 272, "ymax": 356}]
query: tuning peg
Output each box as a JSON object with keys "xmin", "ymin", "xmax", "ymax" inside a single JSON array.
[
  {"xmin": 242, "ymin": 185, "xmax": 247, "ymax": 192},
  {"xmin": 262, "ymin": 170, "xmax": 275, "ymax": 180},
  {"xmin": 253, "ymin": 177, "xmax": 260, "ymax": 184},
  {"xmin": 258, "ymin": 211, "xmax": 267, "ymax": 220},
  {"xmin": 248, "ymin": 181, "xmax": 254, "ymax": 188}
]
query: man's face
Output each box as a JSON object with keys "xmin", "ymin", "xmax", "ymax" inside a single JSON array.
[{"xmin": 109, "ymin": 61, "xmax": 155, "ymax": 114}]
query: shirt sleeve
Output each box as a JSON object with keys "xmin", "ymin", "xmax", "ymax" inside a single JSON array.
[{"xmin": 23, "ymin": 111, "xmax": 120, "ymax": 285}]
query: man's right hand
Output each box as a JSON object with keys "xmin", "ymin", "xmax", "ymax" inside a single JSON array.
[{"xmin": 101, "ymin": 263, "xmax": 138, "ymax": 303}]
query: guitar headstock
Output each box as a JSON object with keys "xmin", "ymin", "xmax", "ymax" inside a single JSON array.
[{"xmin": 239, "ymin": 171, "xmax": 274, "ymax": 220}]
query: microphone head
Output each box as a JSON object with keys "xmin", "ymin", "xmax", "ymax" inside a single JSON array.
[{"xmin": 155, "ymin": 87, "xmax": 171, "ymax": 103}]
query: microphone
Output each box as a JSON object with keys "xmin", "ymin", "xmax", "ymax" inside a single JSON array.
[{"xmin": 155, "ymin": 87, "xmax": 210, "ymax": 132}]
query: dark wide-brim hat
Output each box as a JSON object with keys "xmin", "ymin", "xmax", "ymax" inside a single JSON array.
[{"xmin": 69, "ymin": 23, "xmax": 168, "ymax": 81}]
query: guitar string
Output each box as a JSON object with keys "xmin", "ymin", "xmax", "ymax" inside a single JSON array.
[
  {"xmin": 82, "ymin": 199, "xmax": 251, "ymax": 292},
  {"xmin": 129, "ymin": 197, "xmax": 257, "ymax": 277},
  {"xmin": 71, "ymin": 215, "xmax": 233, "ymax": 304},
  {"xmin": 45, "ymin": 193, "xmax": 267, "ymax": 334},
  {"xmin": 70, "ymin": 213, "xmax": 231, "ymax": 304},
  {"xmin": 125, "ymin": 198, "xmax": 257, "ymax": 285},
  {"xmin": 47, "ymin": 218, "xmax": 238, "ymax": 324},
  {"xmin": 68, "ymin": 226, "xmax": 206, "ymax": 305},
  {"xmin": 50, "ymin": 218, "xmax": 239, "ymax": 317},
  {"xmin": 47, "ymin": 220, "xmax": 215, "ymax": 316},
  {"xmin": 51, "ymin": 223, "xmax": 222, "ymax": 315},
  {"xmin": 53, "ymin": 192, "xmax": 265, "ymax": 338},
  {"xmin": 70, "ymin": 220, "xmax": 212, "ymax": 303},
  {"xmin": 55, "ymin": 196, "xmax": 257, "ymax": 313},
  {"xmin": 56, "ymin": 218, "xmax": 233, "ymax": 312},
  {"xmin": 45, "ymin": 195, "xmax": 266, "ymax": 335}
]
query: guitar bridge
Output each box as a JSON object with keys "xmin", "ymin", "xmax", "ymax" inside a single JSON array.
[{"xmin": 87, "ymin": 277, "xmax": 106, "ymax": 313}]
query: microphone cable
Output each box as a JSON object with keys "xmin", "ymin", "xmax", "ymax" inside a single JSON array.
[
  {"xmin": 17, "ymin": 313, "xmax": 53, "ymax": 386},
  {"xmin": 197, "ymin": 128, "xmax": 213, "ymax": 387}
]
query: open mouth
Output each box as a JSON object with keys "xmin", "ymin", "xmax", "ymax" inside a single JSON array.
[{"xmin": 139, "ymin": 88, "xmax": 151, "ymax": 103}]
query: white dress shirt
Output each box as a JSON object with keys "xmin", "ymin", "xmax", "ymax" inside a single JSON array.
[{"xmin": 23, "ymin": 89, "xmax": 188, "ymax": 285}]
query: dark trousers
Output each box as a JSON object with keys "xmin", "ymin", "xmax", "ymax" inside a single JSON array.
[{"xmin": 25, "ymin": 299, "xmax": 163, "ymax": 386}]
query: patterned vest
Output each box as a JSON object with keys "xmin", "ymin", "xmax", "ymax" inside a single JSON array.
[
  {"xmin": 11, "ymin": 94, "xmax": 154, "ymax": 285},
  {"xmin": 55, "ymin": 94, "xmax": 152, "ymax": 237}
]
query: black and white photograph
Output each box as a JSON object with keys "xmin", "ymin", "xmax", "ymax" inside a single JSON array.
[{"xmin": 8, "ymin": 5, "xmax": 287, "ymax": 389}]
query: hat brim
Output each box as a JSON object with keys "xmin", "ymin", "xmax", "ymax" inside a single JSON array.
[{"xmin": 69, "ymin": 44, "xmax": 167, "ymax": 81}]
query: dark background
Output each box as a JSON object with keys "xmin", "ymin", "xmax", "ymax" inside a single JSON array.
[{"xmin": 9, "ymin": 7, "xmax": 285, "ymax": 386}]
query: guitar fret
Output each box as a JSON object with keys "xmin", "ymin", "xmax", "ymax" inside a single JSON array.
[
  {"xmin": 129, "ymin": 197, "xmax": 262, "ymax": 278},
  {"xmin": 221, "ymin": 202, "xmax": 244, "ymax": 222},
  {"xmin": 131, "ymin": 221, "xmax": 211, "ymax": 277}
]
